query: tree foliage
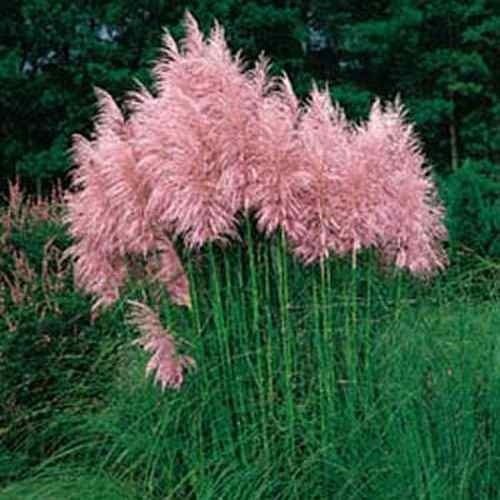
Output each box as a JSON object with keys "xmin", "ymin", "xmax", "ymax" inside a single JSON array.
[
  {"xmin": 445, "ymin": 159, "xmax": 500, "ymax": 257},
  {"xmin": 1, "ymin": 0, "xmax": 498, "ymax": 257},
  {"xmin": 0, "ymin": 0, "xmax": 307, "ymax": 191},
  {"xmin": 307, "ymin": 0, "xmax": 500, "ymax": 171}
]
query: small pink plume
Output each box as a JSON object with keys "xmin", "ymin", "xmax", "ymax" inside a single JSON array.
[
  {"xmin": 127, "ymin": 300, "xmax": 195, "ymax": 390},
  {"xmin": 146, "ymin": 237, "xmax": 192, "ymax": 308}
]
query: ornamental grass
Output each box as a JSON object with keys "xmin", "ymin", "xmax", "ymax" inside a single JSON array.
[{"xmin": 65, "ymin": 12, "xmax": 447, "ymax": 390}]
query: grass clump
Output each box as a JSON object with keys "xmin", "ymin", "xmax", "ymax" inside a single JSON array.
[{"xmin": 2, "ymin": 232, "xmax": 498, "ymax": 499}]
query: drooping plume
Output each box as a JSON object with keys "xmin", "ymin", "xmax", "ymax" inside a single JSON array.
[
  {"xmin": 65, "ymin": 88, "xmax": 191, "ymax": 312},
  {"xmin": 145, "ymin": 237, "xmax": 192, "ymax": 309},
  {"xmin": 128, "ymin": 300, "xmax": 195, "ymax": 390}
]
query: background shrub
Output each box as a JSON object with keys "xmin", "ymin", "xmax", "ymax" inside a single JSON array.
[
  {"xmin": 444, "ymin": 159, "xmax": 500, "ymax": 258},
  {"xmin": 0, "ymin": 183, "xmax": 125, "ymax": 485}
]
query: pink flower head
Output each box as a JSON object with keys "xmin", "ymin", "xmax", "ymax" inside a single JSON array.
[
  {"xmin": 128, "ymin": 300, "xmax": 195, "ymax": 390},
  {"xmin": 129, "ymin": 12, "xmax": 262, "ymax": 248},
  {"xmin": 65, "ymin": 88, "xmax": 191, "ymax": 310},
  {"xmin": 248, "ymin": 74, "xmax": 313, "ymax": 243},
  {"xmin": 289, "ymin": 84, "xmax": 354, "ymax": 263},
  {"xmin": 363, "ymin": 99, "xmax": 448, "ymax": 273}
]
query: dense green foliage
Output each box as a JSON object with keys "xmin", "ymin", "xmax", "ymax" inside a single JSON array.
[
  {"xmin": 2, "ymin": 1, "xmax": 498, "ymax": 183},
  {"xmin": 1, "ymin": 210, "xmax": 500, "ymax": 498},
  {"xmin": 445, "ymin": 159, "xmax": 500, "ymax": 257},
  {"xmin": 0, "ymin": 187, "xmax": 124, "ymax": 481}
]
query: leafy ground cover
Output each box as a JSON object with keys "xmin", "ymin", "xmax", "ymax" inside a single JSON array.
[{"xmin": 1, "ymin": 197, "xmax": 499, "ymax": 499}]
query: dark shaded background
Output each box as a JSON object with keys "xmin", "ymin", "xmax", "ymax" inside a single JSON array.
[{"xmin": 1, "ymin": 0, "xmax": 499, "ymax": 254}]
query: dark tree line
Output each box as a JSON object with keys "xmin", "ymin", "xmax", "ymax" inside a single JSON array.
[{"xmin": 1, "ymin": 0, "xmax": 499, "ymax": 253}]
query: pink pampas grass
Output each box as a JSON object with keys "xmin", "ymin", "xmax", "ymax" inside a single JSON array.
[
  {"xmin": 65, "ymin": 88, "xmax": 190, "ymax": 313},
  {"xmin": 65, "ymin": 11, "xmax": 447, "ymax": 390},
  {"xmin": 128, "ymin": 300, "xmax": 195, "ymax": 390}
]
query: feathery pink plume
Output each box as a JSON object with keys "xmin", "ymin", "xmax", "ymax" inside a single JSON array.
[
  {"xmin": 289, "ymin": 84, "xmax": 354, "ymax": 262},
  {"xmin": 129, "ymin": 12, "xmax": 264, "ymax": 248},
  {"xmin": 65, "ymin": 88, "xmax": 191, "ymax": 311},
  {"xmin": 128, "ymin": 300, "xmax": 195, "ymax": 390},
  {"xmin": 248, "ymin": 74, "xmax": 313, "ymax": 243},
  {"xmin": 364, "ymin": 99, "xmax": 448, "ymax": 273}
]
